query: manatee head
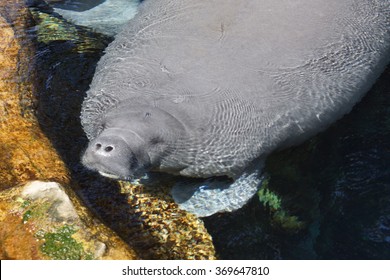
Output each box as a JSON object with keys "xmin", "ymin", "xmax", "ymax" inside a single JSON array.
[
  {"xmin": 82, "ymin": 128, "xmax": 151, "ymax": 180},
  {"xmin": 81, "ymin": 102, "xmax": 187, "ymax": 180}
]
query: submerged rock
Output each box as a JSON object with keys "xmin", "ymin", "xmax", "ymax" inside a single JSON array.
[
  {"xmin": 30, "ymin": 2, "xmax": 111, "ymax": 52},
  {"xmin": 119, "ymin": 181, "xmax": 216, "ymax": 259}
]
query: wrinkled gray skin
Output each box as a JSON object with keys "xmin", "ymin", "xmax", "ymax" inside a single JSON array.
[
  {"xmin": 53, "ymin": 0, "xmax": 140, "ymax": 36},
  {"xmin": 81, "ymin": 0, "xmax": 390, "ymax": 217}
]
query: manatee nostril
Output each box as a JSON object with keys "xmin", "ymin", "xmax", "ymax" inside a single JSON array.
[
  {"xmin": 104, "ymin": 146, "xmax": 114, "ymax": 152},
  {"xmin": 95, "ymin": 143, "xmax": 102, "ymax": 150}
]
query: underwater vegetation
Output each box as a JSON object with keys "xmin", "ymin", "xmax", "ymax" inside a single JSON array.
[{"xmin": 38, "ymin": 225, "xmax": 94, "ymax": 260}]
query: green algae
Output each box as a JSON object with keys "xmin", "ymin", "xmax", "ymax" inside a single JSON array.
[
  {"xmin": 33, "ymin": 11, "xmax": 78, "ymax": 43},
  {"xmin": 258, "ymin": 179, "xmax": 305, "ymax": 233},
  {"xmin": 39, "ymin": 225, "xmax": 93, "ymax": 260},
  {"xmin": 271, "ymin": 211, "xmax": 305, "ymax": 232},
  {"xmin": 258, "ymin": 179, "xmax": 282, "ymax": 210},
  {"xmin": 19, "ymin": 198, "xmax": 51, "ymax": 223},
  {"xmin": 16, "ymin": 197, "xmax": 31, "ymax": 208},
  {"xmin": 22, "ymin": 209, "xmax": 32, "ymax": 222},
  {"xmin": 29, "ymin": 8, "xmax": 111, "ymax": 53},
  {"xmin": 17, "ymin": 196, "xmax": 92, "ymax": 259}
]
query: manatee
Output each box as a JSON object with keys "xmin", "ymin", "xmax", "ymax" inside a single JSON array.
[
  {"xmin": 52, "ymin": 0, "xmax": 140, "ymax": 36},
  {"xmin": 81, "ymin": 0, "xmax": 390, "ymax": 217}
]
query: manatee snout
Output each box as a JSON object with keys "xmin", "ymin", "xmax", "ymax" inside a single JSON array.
[{"xmin": 82, "ymin": 132, "xmax": 150, "ymax": 180}]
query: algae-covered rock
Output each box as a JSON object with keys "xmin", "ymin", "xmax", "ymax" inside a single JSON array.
[
  {"xmin": 39, "ymin": 225, "xmax": 94, "ymax": 260},
  {"xmin": 29, "ymin": 2, "xmax": 111, "ymax": 52},
  {"xmin": 0, "ymin": 0, "xmax": 136, "ymax": 260},
  {"xmin": 21, "ymin": 181, "xmax": 79, "ymax": 222},
  {"xmin": 0, "ymin": 181, "xmax": 137, "ymax": 259}
]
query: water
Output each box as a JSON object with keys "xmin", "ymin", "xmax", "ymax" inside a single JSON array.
[
  {"xmin": 205, "ymin": 65, "xmax": 390, "ymax": 259},
  {"xmin": 49, "ymin": 0, "xmax": 105, "ymax": 11},
  {"xmin": 21, "ymin": 0, "xmax": 390, "ymax": 259}
]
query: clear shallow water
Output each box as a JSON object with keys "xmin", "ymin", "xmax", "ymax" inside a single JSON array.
[{"xmin": 27, "ymin": 0, "xmax": 390, "ymax": 259}]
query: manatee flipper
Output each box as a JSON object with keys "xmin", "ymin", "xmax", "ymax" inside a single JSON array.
[
  {"xmin": 53, "ymin": 0, "xmax": 140, "ymax": 36},
  {"xmin": 172, "ymin": 164, "xmax": 264, "ymax": 217}
]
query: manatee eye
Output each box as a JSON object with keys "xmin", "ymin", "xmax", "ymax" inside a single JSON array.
[{"xmin": 144, "ymin": 112, "xmax": 151, "ymax": 118}]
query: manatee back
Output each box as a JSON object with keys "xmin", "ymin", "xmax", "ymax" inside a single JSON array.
[{"xmin": 81, "ymin": 0, "xmax": 390, "ymax": 177}]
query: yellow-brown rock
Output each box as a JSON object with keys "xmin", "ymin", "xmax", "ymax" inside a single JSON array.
[
  {"xmin": 119, "ymin": 181, "xmax": 216, "ymax": 259},
  {"xmin": 0, "ymin": 0, "xmax": 69, "ymax": 190},
  {"xmin": 0, "ymin": 0, "xmax": 137, "ymax": 260}
]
